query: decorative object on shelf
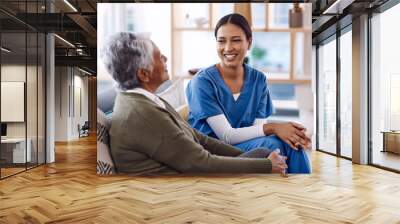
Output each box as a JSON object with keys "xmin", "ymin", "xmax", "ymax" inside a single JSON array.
[
  {"xmin": 184, "ymin": 13, "xmax": 190, "ymax": 27},
  {"xmin": 289, "ymin": 3, "xmax": 303, "ymax": 28},
  {"xmin": 193, "ymin": 17, "xmax": 208, "ymax": 28},
  {"xmin": 183, "ymin": 13, "xmax": 208, "ymax": 28}
]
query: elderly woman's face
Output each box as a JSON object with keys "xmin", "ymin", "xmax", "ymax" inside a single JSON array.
[
  {"xmin": 150, "ymin": 44, "xmax": 169, "ymax": 87},
  {"xmin": 216, "ymin": 23, "xmax": 251, "ymax": 68}
]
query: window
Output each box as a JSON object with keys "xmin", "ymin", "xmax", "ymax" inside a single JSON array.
[
  {"xmin": 97, "ymin": 3, "xmax": 171, "ymax": 113},
  {"xmin": 172, "ymin": 3, "xmax": 311, "ymax": 83},
  {"xmin": 339, "ymin": 29, "xmax": 352, "ymax": 158},
  {"xmin": 295, "ymin": 32, "xmax": 312, "ymax": 79},
  {"xmin": 317, "ymin": 37, "xmax": 337, "ymax": 154},
  {"xmin": 211, "ymin": 3, "xmax": 234, "ymax": 27},
  {"xmin": 251, "ymin": 3, "xmax": 267, "ymax": 29},
  {"xmin": 371, "ymin": 3, "xmax": 400, "ymax": 171},
  {"xmin": 177, "ymin": 31, "xmax": 218, "ymax": 76},
  {"xmin": 98, "ymin": 3, "xmax": 171, "ymax": 82},
  {"xmin": 269, "ymin": 84, "xmax": 299, "ymax": 118},
  {"xmin": 268, "ymin": 4, "xmax": 290, "ymax": 28},
  {"xmin": 250, "ymin": 32, "xmax": 290, "ymax": 79}
]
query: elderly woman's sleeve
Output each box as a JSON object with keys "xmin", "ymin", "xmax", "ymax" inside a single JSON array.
[
  {"xmin": 138, "ymin": 109, "xmax": 272, "ymax": 173},
  {"xmin": 191, "ymin": 128, "xmax": 243, "ymax": 157}
]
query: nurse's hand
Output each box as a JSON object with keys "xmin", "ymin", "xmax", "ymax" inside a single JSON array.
[
  {"xmin": 290, "ymin": 122, "xmax": 312, "ymax": 149},
  {"xmin": 267, "ymin": 151, "xmax": 288, "ymax": 175},
  {"xmin": 263, "ymin": 122, "xmax": 311, "ymax": 150}
]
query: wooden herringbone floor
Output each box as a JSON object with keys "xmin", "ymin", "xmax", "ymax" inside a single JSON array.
[{"xmin": 1, "ymin": 136, "xmax": 400, "ymax": 224}]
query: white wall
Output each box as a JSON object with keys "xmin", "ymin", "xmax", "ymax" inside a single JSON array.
[
  {"xmin": 1, "ymin": 63, "xmax": 46, "ymax": 164},
  {"xmin": 55, "ymin": 67, "xmax": 69, "ymax": 141},
  {"xmin": 54, "ymin": 67, "xmax": 89, "ymax": 141},
  {"xmin": 74, "ymin": 74, "xmax": 89, "ymax": 122},
  {"xmin": 1, "ymin": 65, "xmax": 38, "ymax": 138}
]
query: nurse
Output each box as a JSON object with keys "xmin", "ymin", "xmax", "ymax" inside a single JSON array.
[{"xmin": 186, "ymin": 13, "xmax": 311, "ymax": 173}]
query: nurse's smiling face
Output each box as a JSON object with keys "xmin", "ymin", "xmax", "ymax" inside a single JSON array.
[{"xmin": 216, "ymin": 23, "xmax": 252, "ymax": 68}]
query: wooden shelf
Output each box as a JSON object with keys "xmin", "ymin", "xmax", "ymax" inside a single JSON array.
[{"xmin": 253, "ymin": 28, "xmax": 312, "ymax": 33}]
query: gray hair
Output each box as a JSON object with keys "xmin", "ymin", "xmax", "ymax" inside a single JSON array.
[{"xmin": 102, "ymin": 32, "xmax": 154, "ymax": 90}]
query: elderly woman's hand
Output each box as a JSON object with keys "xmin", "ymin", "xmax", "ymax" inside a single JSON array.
[{"xmin": 267, "ymin": 150, "xmax": 288, "ymax": 175}]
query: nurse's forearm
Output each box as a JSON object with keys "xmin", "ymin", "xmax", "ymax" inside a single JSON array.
[
  {"xmin": 262, "ymin": 123, "xmax": 278, "ymax": 136},
  {"xmin": 207, "ymin": 114, "xmax": 264, "ymax": 144}
]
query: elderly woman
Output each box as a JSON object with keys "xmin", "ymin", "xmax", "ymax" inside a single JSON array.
[{"xmin": 102, "ymin": 32, "xmax": 288, "ymax": 175}]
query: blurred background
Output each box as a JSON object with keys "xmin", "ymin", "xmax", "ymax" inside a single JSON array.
[{"xmin": 97, "ymin": 3, "xmax": 314, "ymax": 136}]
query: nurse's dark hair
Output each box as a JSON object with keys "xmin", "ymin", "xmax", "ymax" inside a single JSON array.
[{"xmin": 214, "ymin": 13, "xmax": 252, "ymax": 40}]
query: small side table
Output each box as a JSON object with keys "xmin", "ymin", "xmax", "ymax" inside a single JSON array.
[{"xmin": 381, "ymin": 131, "xmax": 400, "ymax": 154}]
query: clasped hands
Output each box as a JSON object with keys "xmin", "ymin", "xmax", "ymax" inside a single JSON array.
[
  {"xmin": 263, "ymin": 122, "xmax": 312, "ymax": 151},
  {"xmin": 262, "ymin": 122, "xmax": 311, "ymax": 176}
]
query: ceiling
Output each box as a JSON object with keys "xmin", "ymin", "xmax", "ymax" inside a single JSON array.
[
  {"xmin": 310, "ymin": 0, "xmax": 390, "ymax": 43},
  {"xmin": 0, "ymin": 0, "xmax": 98, "ymax": 74}
]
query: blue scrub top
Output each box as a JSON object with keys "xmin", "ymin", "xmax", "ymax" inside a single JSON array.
[{"xmin": 186, "ymin": 64, "xmax": 274, "ymax": 138}]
